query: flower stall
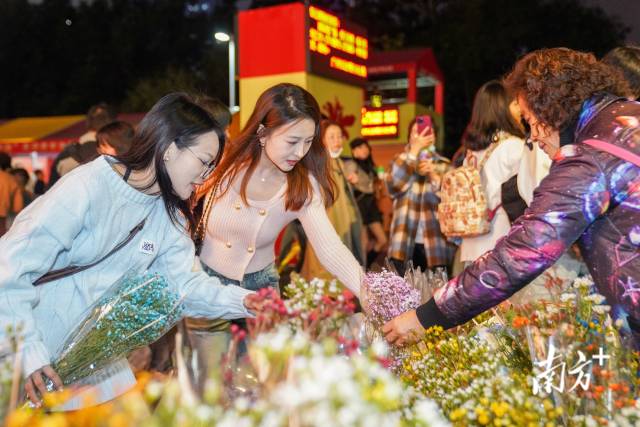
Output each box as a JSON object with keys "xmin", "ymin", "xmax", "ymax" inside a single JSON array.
[{"xmin": 1, "ymin": 270, "xmax": 639, "ymax": 426}]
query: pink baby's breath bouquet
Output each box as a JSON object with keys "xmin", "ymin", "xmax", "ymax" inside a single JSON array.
[
  {"xmin": 362, "ymin": 269, "xmax": 421, "ymax": 326},
  {"xmin": 361, "ymin": 269, "xmax": 422, "ymax": 369}
]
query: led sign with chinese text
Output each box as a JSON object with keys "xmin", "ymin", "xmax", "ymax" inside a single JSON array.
[
  {"xmin": 308, "ymin": 5, "xmax": 368, "ymax": 85},
  {"xmin": 361, "ymin": 107, "xmax": 399, "ymax": 139}
]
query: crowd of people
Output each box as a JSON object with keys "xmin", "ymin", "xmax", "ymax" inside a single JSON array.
[
  {"xmin": 0, "ymin": 103, "xmax": 137, "ymax": 238},
  {"xmin": 0, "ymin": 45, "xmax": 639, "ymax": 409},
  {"xmin": 0, "ymin": 153, "xmax": 45, "ymax": 236}
]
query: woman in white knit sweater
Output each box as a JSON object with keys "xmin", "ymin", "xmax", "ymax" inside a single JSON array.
[
  {"xmin": 459, "ymin": 80, "xmax": 527, "ymax": 263},
  {"xmin": 0, "ymin": 93, "xmax": 261, "ymax": 409}
]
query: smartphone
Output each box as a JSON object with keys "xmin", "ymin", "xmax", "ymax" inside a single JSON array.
[{"xmin": 416, "ymin": 115, "xmax": 433, "ymax": 136}]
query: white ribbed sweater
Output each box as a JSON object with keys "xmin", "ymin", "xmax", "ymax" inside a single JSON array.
[{"xmin": 199, "ymin": 174, "xmax": 363, "ymax": 297}]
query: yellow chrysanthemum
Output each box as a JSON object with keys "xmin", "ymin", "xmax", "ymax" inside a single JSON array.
[
  {"xmin": 478, "ymin": 412, "xmax": 490, "ymax": 425},
  {"xmin": 108, "ymin": 413, "xmax": 130, "ymax": 427},
  {"xmin": 37, "ymin": 413, "xmax": 68, "ymax": 427},
  {"xmin": 42, "ymin": 390, "xmax": 73, "ymax": 409},
  {"xmin": 490, "ymin": 401, "xmax": 509, "ymax": 418},
  {"xmin": 6, "ymin": 409, "xmax": 34, "ymax": 427},
  {"xmin": 450, "ymin": 407, "xmax": 467, "ymax": 421}
]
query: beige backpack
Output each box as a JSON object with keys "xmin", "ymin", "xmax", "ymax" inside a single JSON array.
[{"xmin": 437, "ymin": 142, "xmax": 501, "ymax": 238}]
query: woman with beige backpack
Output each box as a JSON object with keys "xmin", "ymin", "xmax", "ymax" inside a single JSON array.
[{"xmin": 455, "ymin": 80, "xmax": 527, "ymax": 265}]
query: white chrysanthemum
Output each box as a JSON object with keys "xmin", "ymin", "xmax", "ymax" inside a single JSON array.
[
  {"xmin": 592, "ymin": 305, "xmax": 611, "ymax": 314},
  {"xmin": 220, "ymin": 414, "xmax": 256, "ymax": 427},
  {"xmin": 258, "ymin": 411, "xmax": 285, "ymax": 427},
  {"xmin": 586, "ymin": 294, "xmax": 606, "ymax": 304},
  {"xmin": 194, "ymin": 404, "xmax": 216, "ymax": 421},
  {"xmin": 144, "ymin": 380, "xmax": 164, "ymax": 400},
  {"xmin": 291, "ymin": 331, "xmax": 309, "ymax": 351},
  {"xmin": 413, "ymin": 399, "xmax": 448, "ymax": 426},
  {"xmin": 335, "ymin": 375, "xmax": 359, "ymax": 399},
  {"xmin": 234, "ymin": 396, "xmax": 251, "ymax": 412},
  {"xmin": 335, "ymin": 405, "xmax": 361, "ymax": 426},
  {"xmin": 370, "ymin": 337, "xmax": 390, "ymax": 357},
  {"xmin": 546, "ymin": 305, "xmax": 559, "ymax": 314},
  {"xmin": 585, "ymin": 415, "xmax": 599, "ymax": 427},
  {"xmin": 573, "ymin": 276, "xmax": 594, "ymax": 289}
]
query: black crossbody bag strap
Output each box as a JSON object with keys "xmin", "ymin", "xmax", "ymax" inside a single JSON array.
[{"xmin": 33, "ymin": 218, "xmax": 146, "ymax": 286}]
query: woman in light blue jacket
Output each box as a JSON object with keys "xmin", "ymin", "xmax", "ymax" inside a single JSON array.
[{"xmin": 0, "ymin": 93, "xmax": 260, "ymax": 409}]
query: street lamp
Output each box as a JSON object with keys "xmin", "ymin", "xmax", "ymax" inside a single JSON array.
[
  {"xmin": 214, "ymin": 32, "xmax": 230, "ymax": 42},
  {"xmin": 214, "ymin": 31, "xmax": 237, "ymax": 112}
]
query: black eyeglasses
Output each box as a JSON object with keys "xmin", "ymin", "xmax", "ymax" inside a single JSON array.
[{"xmin": 184, "ymin": 146, "xmax": 218, "ymax": 179}]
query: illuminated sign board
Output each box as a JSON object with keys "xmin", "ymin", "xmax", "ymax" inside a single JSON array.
[
  {"xmin": 361, "ymin": 107, "xmax": 399, "ymax": 139},
  {"xmin": 308, "ymin": 5, "xmax": 368, "ymax": 85}
]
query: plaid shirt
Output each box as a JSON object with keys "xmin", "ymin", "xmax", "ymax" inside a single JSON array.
[{"xmin": 386, "ymin": 151, "xmax": 454, "ymax": 267}]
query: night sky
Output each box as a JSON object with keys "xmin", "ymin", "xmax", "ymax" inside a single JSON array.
[{"xmin": 581, "ymin": 0, "xmax": 640, "ymax": 44}]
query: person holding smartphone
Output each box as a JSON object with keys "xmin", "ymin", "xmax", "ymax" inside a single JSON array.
[{"xmin": 386, "ymin": 116, "xmax": 454, "ymax": 276}]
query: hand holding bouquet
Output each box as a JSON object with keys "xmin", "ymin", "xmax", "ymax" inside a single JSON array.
[
  {"xmin": 26, "ymin": 271, "xmax": 184, "ymax": 406},
  {"xmin": 362, "ymin": 269, "xmax": 421, "ymax": 328},
  {"xmin": 361, "ymin": 269, "xmax": 422, "ymax": 369}
]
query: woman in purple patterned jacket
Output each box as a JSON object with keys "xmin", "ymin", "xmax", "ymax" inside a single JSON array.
[{"xmin": 384, "ymin": 48, "xmax": 640, "ymax": 349}]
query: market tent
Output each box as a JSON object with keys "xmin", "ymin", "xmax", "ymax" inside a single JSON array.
[{"xmin": 0, "ymin": 113, "xmax": 145, "ymax": 154}]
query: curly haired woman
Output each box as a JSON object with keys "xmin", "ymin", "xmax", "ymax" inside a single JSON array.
[{"xmin": 384, "ymin": 48, "xmax": 640, "ymax": 350}]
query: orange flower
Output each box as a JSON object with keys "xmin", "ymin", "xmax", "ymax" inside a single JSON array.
[
  {"xmin": 512, "ymin": 316, "xmax": 530, "ymax": 328},
  {"xmin": 594, "ymin": 416, "xmax": 609, "ymax": 425},
  {"xmin": 600, "ymin": 370, "xmax": 613, "ymax": 380}
]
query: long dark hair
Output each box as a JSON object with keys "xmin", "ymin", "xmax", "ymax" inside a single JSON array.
[
  {"xmin": 210, "ymin": 83, "xmax": 335, "ymax": 210},
  {"xmin": 349, "ymin": 137, "xmax": 376, "ymax": 175},
  {"xmin": 116, "ymin": 92, "xmax": 225, "ymax": 231},
  {"xmin": 602, "ymin": 46, "xmax": 640, "ymax": 100},
  {"xmin": 462, "ymin": 80, "xmax": 525, "ymax": 151}
]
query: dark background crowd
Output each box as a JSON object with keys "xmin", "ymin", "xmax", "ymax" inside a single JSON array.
[{"xmin": 1, "ymin": 0, "xmax": 635, "ymax": 157}]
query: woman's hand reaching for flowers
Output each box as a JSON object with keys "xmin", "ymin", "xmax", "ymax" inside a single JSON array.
[
  {"xmin": 382, "ymin": 309, "xmax": 425, "ymax": 346},
  {"xmin": 243, "ymin": 292, "xmax": 268, "ymax": 313}
]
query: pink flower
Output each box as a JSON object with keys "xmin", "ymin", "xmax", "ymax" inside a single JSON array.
[{"xmin": 363, "ymin": 270, "xmax": 421, "ymax": 324}]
